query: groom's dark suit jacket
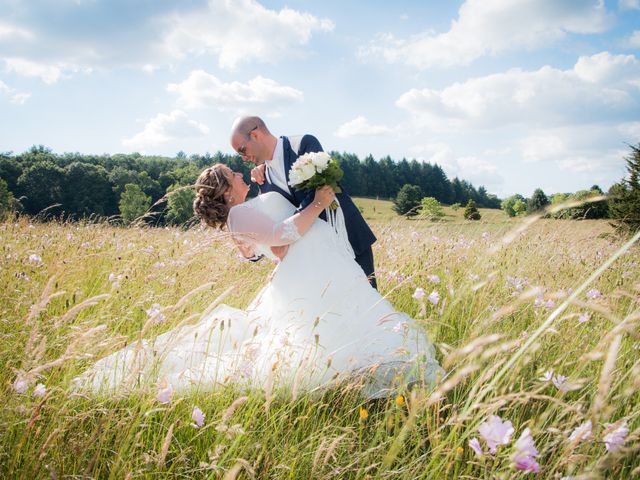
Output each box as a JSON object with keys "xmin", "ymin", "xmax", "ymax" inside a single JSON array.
[{"xmin": 258, "ymin": 135, "xmax": 377, "ymax": 283}]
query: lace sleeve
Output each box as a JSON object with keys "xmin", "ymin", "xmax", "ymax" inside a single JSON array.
[{"xmin": 228, "ymin": 203, "xmax": 302, "ymax": 246}]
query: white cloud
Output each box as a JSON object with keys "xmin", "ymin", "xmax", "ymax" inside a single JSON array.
[
  {"xmin": 395, "ymin": 52, "xmax": 640, "ymax": 131},
  {"xmin": 0, "ymin": 22, "xmax": 34, "ymax": 41},
  {"xmin": 618, "ymin": 121, "xmax": 640, "ymax": 138},
  {"xmin": 0, "ymin": 1, "xmax": 333, "ymax": 81},
  {"xmin": 622, "ymin": 30, "xmax": 640, "ymax": 48},
  {"xmin": 521, "ymin": 135, "xmax": 567, "ymax": 163},
  {"xmin": 334, "ymin": 116, "xmax": 395, "ymax": 138},
  {"xmin": 574, "ymin": 51, "xmax": 639, "ymax": 83},
  {"xmin": 409, "ymin": 142, "xmax": 454, "ymax": 163},
  {"xmin": 168, "ymin": 71, "xmax": 303, "ymax": 111},
  {"xmin": 122, "ymin": 110, "xmax": 209, "ymax": 151},
  {"xmin": 557, "ymin": 156, "xmax": 601, "ymax": 173},
  {"xmin": 516, "ymin": 126, "xmax": 629, "ymax": 176},
  {"xmin": 0, "ymin": 79, "xmax": 30, "ymax": 104},
  {"xmin": 619, "ymin": 0, "xmax": 640, "ymax": 10},
  {"xmin": 3, "ymin": 57, "xmax": 64, "ymax": 84},
  {"xmin": 360, "ymin": 0, "xmax": 612, "ymax": 69},
  {"xmin": 161, "ymin": 0, "xmax": 334, "ymax": 70},
  {"xmin": 408, "ymin": 142, "xmax": 504, "ymax": 187}
]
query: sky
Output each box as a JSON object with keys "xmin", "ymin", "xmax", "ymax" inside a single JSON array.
[{"xmin": 0, "ymin": 0, "xmax": 639, "ymax": 199}]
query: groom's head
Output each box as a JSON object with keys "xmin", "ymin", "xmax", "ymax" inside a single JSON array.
[{"xmin": 230, "ymin": 116, "xmax": 277, "ymax": 165}]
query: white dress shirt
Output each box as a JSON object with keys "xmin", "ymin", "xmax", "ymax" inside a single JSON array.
[{"xmin": 265, "ymin": 137, "xmax": 289, "ymax": 193}]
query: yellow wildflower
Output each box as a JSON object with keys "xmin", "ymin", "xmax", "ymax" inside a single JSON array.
[{"xmin": 359, "ymin": 406, "xmax": 369, "ymax": 421}]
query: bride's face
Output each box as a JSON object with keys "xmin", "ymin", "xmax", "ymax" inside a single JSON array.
[{"xmin": 221, "ymin": 165, "xmax": 249, "ymax": 204}]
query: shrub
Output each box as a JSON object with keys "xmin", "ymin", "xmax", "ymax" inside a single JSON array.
[
  {"xmin": 419, "ymin": 197, "xmax": 445, "ymax": 220},
  {"xmin": 393, "ymin": 184, "xmax": 423, "ymax": 216},
  {"xmin": 464, "ymin": 199, "xmax": 481, "ymax": 220},
  {"xmin": 119, "ymin": 183, "xmax": 151, "ymax": 225}
]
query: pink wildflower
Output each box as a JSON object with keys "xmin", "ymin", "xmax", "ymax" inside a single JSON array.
[
  {"xmin": 427, "ymin": 291, "xmax": 440, "ymax": 306},
  {"xmin": 28, "ymin": 254, "xmax": 42, "ymax": 263},
  {"xmin": 32, "ymin": 383, "xmax": 46, "ymax": 397},
  {"xmin": 146, "ymin": 303, "xmax": 166, "ymax": 324},
  {"xmin": 191, "ymin": 406, "xmax": 205, "ymax": 428},
  {"xmin": 478, "ymin": 415, "xmax": 514, "ymax": 454},
  {"xmin": 156, "ymin": 382, "xmax": 173, "ymax": 404},
  {"xmin": 469, "ymin": 438, "xmax": 483, "ymax": 457},
  {"xmin": 568, "ymin": 420, "xmax": 592, "ymax": 444},
  {"xmin": 513, "ymin": 428, "xmax": 540, "ymax": 473},
  {"xmin": 586, "ymin": 288, "xmax": 602, "ymax": 300},
  {"xmin": 515, "ymin": 428, "xmax": 538, "ymax": 457},
  {"xmin": 538, "ymin": 370, "xmax": 553, "ymax": 382},
  {"xmin": 513, "ymin": 454, "xmax": 540, "ymax": 473},
  {"xmin": 603, "ymin": 421, "xmax": 628, "ymax": 453},
  {"xmin": 427, "ymin": 274, "xmax": 440, "ymax": 284},
  {"xmin": 412, "ymin": 288, "xmax": 425, "ymax": 300},
  {"xmin": 13, "ymin": 377, "xmax": 28, "ymax": 394},
  {"xmin": 552, "ymin": 374, "xmax": 569, "ymax": 393},
  {"xmin": 578, "ymin": 312, "xmax": 590, "ymax": 323}
]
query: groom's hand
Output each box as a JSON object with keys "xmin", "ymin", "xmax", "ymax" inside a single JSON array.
[
  {"xmin": 251, "ymin": 164, "xmax": 266, "ymax": 185},
  {"xmin": 270, "ymin": 245, "xmax": 289, "ymax": 261}
]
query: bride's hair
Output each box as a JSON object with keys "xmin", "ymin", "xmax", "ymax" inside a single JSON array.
[{"xmin": 193, "ymin": 164, "xmax": 231, "ymax": 229}]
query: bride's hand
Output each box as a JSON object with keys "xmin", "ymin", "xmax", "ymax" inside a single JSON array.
[
  {"xmin": 313, "ymin": 186, "xmax": 335, "ymax": 210},
  {"xmin": 270, "ymin": 245, "xmax": 289, "ymax": 261},
  {"xmin": 250, "ymin": 164, "xmax": 266, "ymax": 185}
]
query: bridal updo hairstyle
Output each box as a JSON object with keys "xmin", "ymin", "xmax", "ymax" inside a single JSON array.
[{"xmin": 193, "ymin": 164, "xmax": 231, "ymax": 229}]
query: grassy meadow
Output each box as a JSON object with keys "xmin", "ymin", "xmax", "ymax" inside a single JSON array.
[{"xmin": 1, "ymin": 199, "xmax": 639, "ymax": 479}]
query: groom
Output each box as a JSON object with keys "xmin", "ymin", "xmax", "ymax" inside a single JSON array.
[{"xmin": 230, "ymin": 116, "xmax": 377, "ymax": 289}]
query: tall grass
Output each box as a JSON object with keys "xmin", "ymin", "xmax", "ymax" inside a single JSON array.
[{"xmin": 1, "ymin": 213, "xmax": 638, "ymax": 478}]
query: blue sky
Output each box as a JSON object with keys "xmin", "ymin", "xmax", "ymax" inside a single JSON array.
[{"xmin": 0, "ymin": 0, "xmax": 639, "ymax": 198}]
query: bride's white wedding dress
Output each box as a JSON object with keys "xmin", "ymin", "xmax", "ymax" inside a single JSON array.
[{"xmin": 76, "ymin": 192, "xmax": 443, "ymax": 398}]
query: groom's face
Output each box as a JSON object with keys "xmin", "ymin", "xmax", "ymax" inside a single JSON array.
[{"xmin": 232, "ymin": 127, "xmax": 261, "ymax": 165}]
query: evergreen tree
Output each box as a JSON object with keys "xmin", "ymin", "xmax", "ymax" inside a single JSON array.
[
  {"xmin": 393, "ymin": 184, "xmax": 423, "ymax": 216},
  {"xmin": 609, "ymin": 143, "xmax": 640, "ymax": 233},
  {"xmin": 119, "ymin": 183, "xmax": 151, "ymax": 225},
  {"xmin": 464, "ymin": 199, "xmax": 481, "ymax": 220}
]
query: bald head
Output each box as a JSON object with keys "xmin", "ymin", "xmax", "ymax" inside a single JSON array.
[
  {"xmin": 230, "ymin": 115, "xmax": 277, "ymax": 165},
  {"xmin": 230, "ymin": 116, "xmax": 269, "ymax": 141}
]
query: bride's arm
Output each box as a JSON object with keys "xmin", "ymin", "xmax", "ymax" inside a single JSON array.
[{"xmin": 228, "ymin": 187, "xmax": 335, "ymax": 246}]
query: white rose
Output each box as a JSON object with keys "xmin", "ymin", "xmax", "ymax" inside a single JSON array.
[
  {"xmin": 299, "ymin": 162, "xmax": 316, "ymax": 181},
  {"xmin": 289, "ymin": 170, "xmax": 302, "ymax": 186},
  {"xmin": 310, "ymin": 152, "xmax": 331, "ymax": 172}
]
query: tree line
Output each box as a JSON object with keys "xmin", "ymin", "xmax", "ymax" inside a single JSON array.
[
  {"xmin": 0, "ymin": 146, "xmax": 500, "ymax": 225},
  {"xmin": 498, "ymin": 144, "xmax": 640, "ymax": 234}
]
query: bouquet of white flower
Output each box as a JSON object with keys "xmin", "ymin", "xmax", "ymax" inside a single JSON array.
[{"xmin": 288, "ymin": 151, "xmax": 343, "ymax": 209}]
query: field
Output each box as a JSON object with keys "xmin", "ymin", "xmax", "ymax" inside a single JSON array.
[{"xmin": 1, "ymin": 201, "xmax": 639, "ymax": 479}]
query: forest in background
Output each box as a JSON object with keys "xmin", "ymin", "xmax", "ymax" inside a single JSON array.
[{"xmin": 0, "ymin": 146, "xmax": 500, "ymax": 224}]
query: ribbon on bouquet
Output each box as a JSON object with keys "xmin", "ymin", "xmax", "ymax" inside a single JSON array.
[{"xmin": 325, "ymin": 198, "xmax": 355, "ymax": 259}]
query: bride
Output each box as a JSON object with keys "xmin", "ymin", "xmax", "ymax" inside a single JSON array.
[{"xmin": 76, "ymin": 164, "xmax": 443, "ymax": 398}]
